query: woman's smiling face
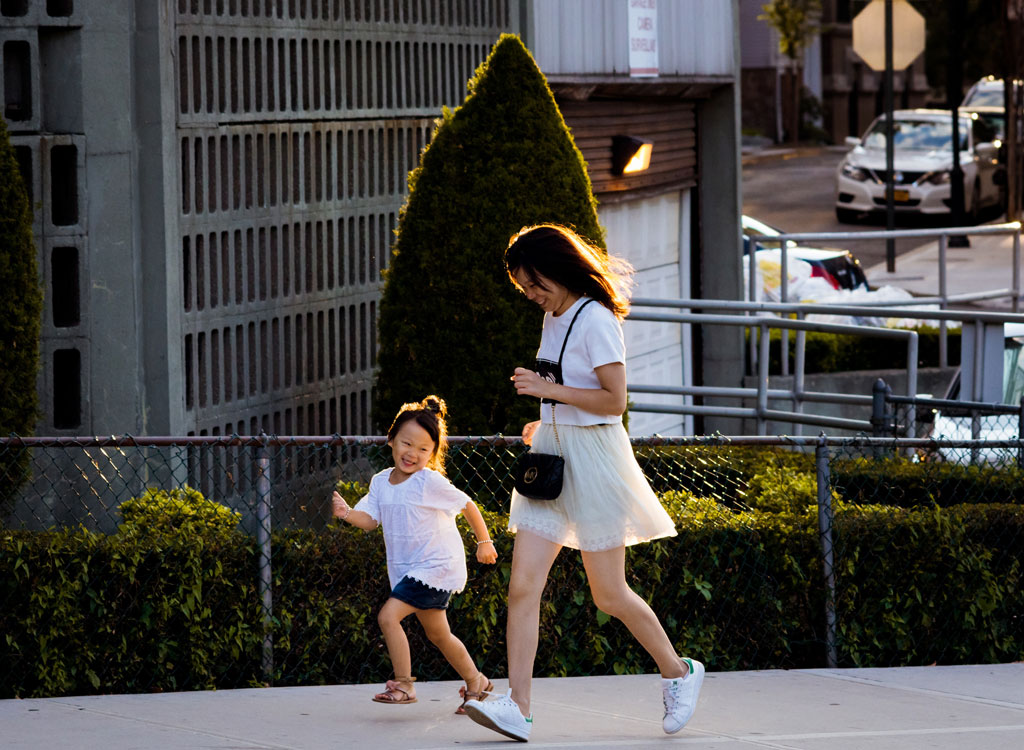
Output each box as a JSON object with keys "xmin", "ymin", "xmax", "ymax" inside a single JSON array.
[
  {"xmin": 514, "ymin": 269, "xmax": 577, "ymax": 316},
  {"xmin": 389, "ymin": 419, "xmax": 437, "ymax": 478}
]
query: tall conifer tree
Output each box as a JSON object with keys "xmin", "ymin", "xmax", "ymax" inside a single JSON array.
[
  {"xmin": 0, "ymin": 117, "xmax": 42, "ymax": 506},
  {"xmin": 375, "ymin": 35, "xmax": 603, "ymax": 434}
]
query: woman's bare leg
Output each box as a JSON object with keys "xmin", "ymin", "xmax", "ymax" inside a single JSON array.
[
  {"xmin": 506, "ymin": 530, "xmax": 562, "ymax": 716},
  {"xmin": 581, "ymin": 546, "xmax": 686, "ymax": 679}
]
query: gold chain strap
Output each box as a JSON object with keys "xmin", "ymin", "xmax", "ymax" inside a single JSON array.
[{"xmin": 551, "ymin": 403, "xmax": 561, "ymax": 456}]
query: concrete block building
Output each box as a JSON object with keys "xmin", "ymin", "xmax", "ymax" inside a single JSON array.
[{"xmin": 2, "ymin": 0, "xmax": 742, "ymax": 440}]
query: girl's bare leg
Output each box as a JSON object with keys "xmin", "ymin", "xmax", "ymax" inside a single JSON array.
[
  {"xmin": 581, "ymin": 546, "xmax": 686, "ymax": 679},
  {"xmin": 378, "ymin": 597, "xmax": 419, "ymax": 697},
  {"xmin": 506, "ymin": 530, "xmax": 562, "ymax": 716},
  {"xmin": 415, "ymin": 608, "xmax": 486, "ymax": 689}
]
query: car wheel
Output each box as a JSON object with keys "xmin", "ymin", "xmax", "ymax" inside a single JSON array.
[{"xmin": 835, "ymin": 207, "xmax": 860, "ymax": 224}]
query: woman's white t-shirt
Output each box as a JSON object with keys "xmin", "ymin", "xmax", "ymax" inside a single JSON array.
[
  {"xmin": 353, "ymin": 467, "xmax": 471, "ymax": 593},
  {"xmin": 537, "ymin": 297, "xmax": 625, "ymax": 427}
]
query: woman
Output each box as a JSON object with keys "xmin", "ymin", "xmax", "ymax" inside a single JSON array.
[{"xmin": 463, "ymin": 224, "xmax": 704, "ymax": 741}]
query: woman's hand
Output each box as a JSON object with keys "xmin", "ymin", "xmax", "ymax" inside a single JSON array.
[
  {"xmin": 475, "ymin": 540, "xmax": 498, "ymax": 564},
  {"xmin": 511, "ymin": 367, "xmax": 551, "ymax": 400},
  {"xmin": 521, "ymin": 420, "xmax": 541, "ymax": 446}
]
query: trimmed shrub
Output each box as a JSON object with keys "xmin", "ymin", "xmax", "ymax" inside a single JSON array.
[
  {"xmin": 832, "ymin": 457, "xmax": 1024, "ymax": 508},
  {"xmin": 374, "ymin": 34, "xmax": 604, "ymax": 435},
  {"xmin": 118, "ymin": 486, "xmax": 242, "ymax": 545},
  {"xmin": 2, "ymin": 494, "xmax": 1021, "ymax": 697},
  {"xmin": 0, "ymin": 117, "xmax": 42, "ymax": 512}
]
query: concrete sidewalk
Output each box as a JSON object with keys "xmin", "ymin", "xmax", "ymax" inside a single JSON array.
[
  {"xmin": 866, "ymin": 228, "xmax": 1022, "ymax": 309},
  {"xmin": 2, "ymin": 664, "xmax": 1022, "ymax": 749}
]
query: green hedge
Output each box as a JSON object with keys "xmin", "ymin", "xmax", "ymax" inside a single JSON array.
[
  {"xmin": 3, "ymin": 491, "xmax": 1021, "ymax": 698},
  {"xmin": 832, "ymin": 457, "xmax": 1024, "ymax": 507}
]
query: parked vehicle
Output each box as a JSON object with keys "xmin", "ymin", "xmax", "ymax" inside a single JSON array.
[
  {"xmin": 835, "ymin": 108, "xmax": 1002, "ymax": 223},
  {"xmin": 742, "ymin": 215, "xmax": 869, "ymax": 292},
  {"xmin": 961, "ymin": 76, "xmax": 1007, "ymax": 108}
]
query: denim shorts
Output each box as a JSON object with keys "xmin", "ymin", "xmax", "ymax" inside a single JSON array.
[{"xmin": 389, "ymin": 576, "xmax": 452, "ymax": 610}]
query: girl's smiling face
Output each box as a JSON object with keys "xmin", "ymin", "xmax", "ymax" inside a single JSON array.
[
  {"xmin": 388, "ymin": 419, "xmax": 437, "ymax": 479},
  {"xmin": 513, "ymin": 269, "xmax": 578, "ymax": 316}
]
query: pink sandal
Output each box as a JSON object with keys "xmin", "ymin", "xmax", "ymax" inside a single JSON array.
[
  {"xmin": 455, "ymin": 673, "xmax": 493, "ymax": 715},
  {"xmin": 372, "ymin": 676, "xmax": 417, "ymax": 704}
]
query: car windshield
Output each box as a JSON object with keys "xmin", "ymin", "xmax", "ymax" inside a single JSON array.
[
  {"xmin": 862, "ymin": 119, "xmax": 969, "ymax": 151},
  {"xmin": 963, "ymin": 87, "xmax": 1003, "ymax": 107}
]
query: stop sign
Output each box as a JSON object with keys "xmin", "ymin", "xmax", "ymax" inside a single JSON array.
[{"xmin": 853, "ymin": 0, "xmax": 926, "ymax": 71}]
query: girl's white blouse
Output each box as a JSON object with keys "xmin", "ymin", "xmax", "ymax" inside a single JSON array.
[{"xmin": 354, "ymin": 467, "xmax": 471, "ymax": 593}]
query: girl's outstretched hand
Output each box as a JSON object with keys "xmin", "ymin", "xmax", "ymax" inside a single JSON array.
[
  {"xmin": 331, "ymin": 490, "xmax": 350, "ymax": 520},
  {"xmin": 521, "ymin": 420, "xmax": 541, "ymax": 446},
  {"xmin": 476, "ymin": 540, "xmax": 498, "ymax": 564}
]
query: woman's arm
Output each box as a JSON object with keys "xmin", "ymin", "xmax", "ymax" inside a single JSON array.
[
  {"xmin": 512, "ymin": 362, "xmax": 627, "ymax": 417},
  {"xmin": 462, "ymin": 500, "xmax": 497, "ymax": 564},
  {"xmin": 331, "ymin": 491, "xmax": 378, "ymax": 531}
]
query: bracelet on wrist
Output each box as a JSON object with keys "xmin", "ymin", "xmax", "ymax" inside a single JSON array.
[
  {"xmin": 476, "ymin": 539, "xmax": 493, "ymax": 547},
  {"xmin": 341, "ymin": 506, "xmax": 351, "ymax": 521}
]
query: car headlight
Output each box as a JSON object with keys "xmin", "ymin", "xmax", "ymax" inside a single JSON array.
[
  {"xmin": 923, "ymin": 170, "xmax": 951, "ymax": 185},
  {"xmin": 841, "ymin": 163, "xmax": 870, "ymax": 181}
]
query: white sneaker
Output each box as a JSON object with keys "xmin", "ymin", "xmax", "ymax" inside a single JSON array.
[
  {"xmin": 662, "ymin": 658, "xmax": 705, "ymax": 734},
  {"xmin": 463, "ymin": 689, "xmax": 533, "ymax": 742}
]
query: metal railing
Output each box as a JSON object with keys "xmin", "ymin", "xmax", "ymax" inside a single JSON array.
[
  {"xmin": 764, "ymin": 221, "xmax": 1023, "ymax": 313},
  {"xmin": 626, "ymin": 297, "xmax": 1024, "ymax": 437}
]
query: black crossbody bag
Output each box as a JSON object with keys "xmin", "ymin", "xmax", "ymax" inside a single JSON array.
[{"xmin": 513, "ymin": 300, "xmax": 594, "ymax": 501}]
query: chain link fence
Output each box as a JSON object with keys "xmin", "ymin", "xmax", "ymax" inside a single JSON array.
[{"xmin": 2, "ymin": 434, "xmax": 1022, "ymax": 698}]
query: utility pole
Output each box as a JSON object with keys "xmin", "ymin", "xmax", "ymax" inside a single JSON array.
[
  {"xmin": 948, "ymin": 0, "xmax": 970, "ymax": 247},
  {"xmin": 1006, "ymin": 0, "xmax": 1022, "ymax": 221},
  {"xmin": 885, "ymin": 0, "xmax": 896, "ymax": 270}
]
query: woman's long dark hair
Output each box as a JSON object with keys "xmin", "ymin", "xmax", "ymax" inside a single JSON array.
[
  {"xmin": 386, "ymin": 395, "xmax": 449, "ymax": 474},
  {"xmin": 505, "ymin": 224, "xmax": 634, "ymax": 319}
]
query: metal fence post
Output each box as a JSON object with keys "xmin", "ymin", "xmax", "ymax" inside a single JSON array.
[
  {"xmin": 1018, "ymin": 396, "xmax": 1024, "ymax": 469},
  {"xmin": 871, "ymin": 378, "xmax": 889, "ymax": 437},
  {"xmin": 256, "ymin": 439, "xmax": 273, "ymax": 683},
  {"xmin": 816, "ymin": 436, "xmax": 838, "ymax": 669}
]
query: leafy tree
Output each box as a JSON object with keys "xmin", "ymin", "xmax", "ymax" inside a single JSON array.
[
  {"xmin": 374, "ymin": 34, "xmax": 604, "ymax": 434},
  {"xmin": 760, "ymin": 0, "xmax": 822, "ymax": 144},
  {"xmin": 0, "ymin": 117, "xmax": 42, "ymax": 509}
]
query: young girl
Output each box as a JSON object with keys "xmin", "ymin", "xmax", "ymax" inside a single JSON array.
[
  {"xmin": 331, "ymin": 395, "xmax": 498, "ymax": 712},
  {"xmin": 463, "ymin": 225, "xmax": 705, "ymax": 741}
]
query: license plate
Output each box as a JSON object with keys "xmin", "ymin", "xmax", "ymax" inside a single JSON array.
[{"xmin": 891, "ymin": 189, "xmax": 910, "ymax": 202}]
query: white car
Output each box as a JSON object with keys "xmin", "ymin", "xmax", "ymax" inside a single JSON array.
[
  {"xmin": 835, "ymin": 108, "xmax": 1002, "ymax": 223},
  {"xmin": 961, "ymin": 76, "xmax": 1006, "ymax": 108}
]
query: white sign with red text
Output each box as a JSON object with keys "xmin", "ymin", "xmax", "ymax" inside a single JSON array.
[{"xmin": 628, "ymin": 0, "xmax": 658, "ymax": 77}]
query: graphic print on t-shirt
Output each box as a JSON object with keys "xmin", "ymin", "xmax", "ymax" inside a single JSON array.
[{"xmin": 535, "ymin": 357, "xmax": 563, "ymax": 405}]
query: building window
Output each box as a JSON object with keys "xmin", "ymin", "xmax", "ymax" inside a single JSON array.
[
  {"xmin": 3, "ymin": 40, "xmax": 32, "ymax": 121},
  {"xmin": 53, "ymin": 348, "xmax": 81, "ymax": 429}
]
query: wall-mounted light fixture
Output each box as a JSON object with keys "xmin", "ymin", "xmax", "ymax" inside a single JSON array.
[{"xmin": 612, "ymin": 135, "xmax": 653, "ymax": 175}]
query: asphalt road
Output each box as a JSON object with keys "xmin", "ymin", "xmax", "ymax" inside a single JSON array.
[{"xmin": 741, "ymin": 146, "xmax": 993, "ymax": 272}]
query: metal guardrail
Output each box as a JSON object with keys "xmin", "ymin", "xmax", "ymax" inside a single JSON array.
[
  {"xmin": 768, "ymin": 221, "xmax": 1023, "ymax": 313},
  {"xmin": 626, "ymin": 303, "xmax": 919, "ymax": 435},
  {"xmin": 626, "ymin": 289, "xmax": 1024, "ymax": 436}
]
